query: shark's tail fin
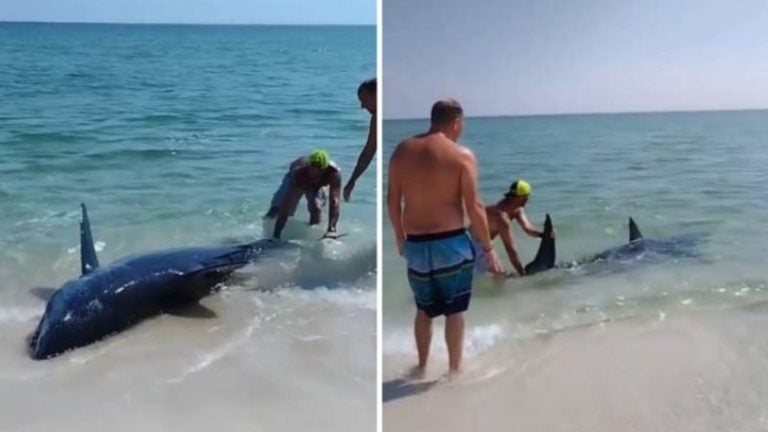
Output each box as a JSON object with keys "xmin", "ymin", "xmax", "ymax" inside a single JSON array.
[
  {"xmin": 80, "ymin": 203, "xmax": 100, "ymax": 276},
  {"xmin": 629, "ymin": 217, "xmax": 643, "ymax": 242},
  {"xmin": 524, "ymin": 214, "xmax": 556, "ymax": 275}
]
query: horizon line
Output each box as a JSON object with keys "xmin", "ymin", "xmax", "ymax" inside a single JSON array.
[
  {"xmin": 0, "ymin": 20, "xmax": 375, "ymax": 27},
  {"xmin": 383, "ymin": 107, "xmax": 768, "ymax": 122}
]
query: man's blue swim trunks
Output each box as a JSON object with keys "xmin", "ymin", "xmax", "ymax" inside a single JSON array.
[{"xmin": 403, "ymin": 228, "xmax": 476, "ymax": 318}]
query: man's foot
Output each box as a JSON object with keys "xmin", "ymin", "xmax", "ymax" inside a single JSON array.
[
  {"xmin": 405, "ymin": 365, "xmax": 426, "ymax": 381},
  {"xmin": 436, "ymin": 368, "xmax": 462, "ymax": 384}
]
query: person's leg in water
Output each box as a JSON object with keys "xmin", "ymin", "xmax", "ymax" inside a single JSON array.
[
  {"xmin": 405, "ymin": 231, "xmax": 474, "ymax": 377},
  {"xmin": 266, "ymin": 173, "xmax": 292, "ymax": 218},
  {"xmin": 414, "ymin": 309, "xmax": 432, "ymax": 374},
  {"xmin": 445, "ymin": 312, "xmax": 464, "ymax": 374},
  {"xmin": 306, "ymin": 188, "xmax": 323, "ymax": 225},
  {"xmin": 433, "ymin": 234, "xmax": 474, "ymax": 376}
]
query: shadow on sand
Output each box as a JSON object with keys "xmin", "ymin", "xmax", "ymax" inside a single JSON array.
[{"xmin": 382, "ymin": 378, "xmax": 438, "ymax": 403}]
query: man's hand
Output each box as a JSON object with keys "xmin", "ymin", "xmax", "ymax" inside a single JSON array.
[
  {"xmin": 542, "ymin": 228, "xmax": 557, "ymax": 239},
  {"xmin": 320, "ymin": 231, "xmax": 347, "ymax": 240},
  {"xmin": 321, "ymin": 225, "xmax": 337, "ymax": 238},
  {"xmin": 343, "ymin": 181, "xmax": 355, "ymax": 202},
  {"xmin": 484, "ymin": 249, "xmax": 504, "ymax": 274},
  {"xmin": 396, "ymin": 236, "xmax": 405, "ymax": 256}
]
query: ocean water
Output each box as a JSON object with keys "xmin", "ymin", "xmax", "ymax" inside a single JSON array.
[
  {"xmin": 0, "ymin": 23, "xmax": 376, "ymax": 431},
  {"xmin": 383, "ymin": 110, "xmax": 768, "ymax": 431}
]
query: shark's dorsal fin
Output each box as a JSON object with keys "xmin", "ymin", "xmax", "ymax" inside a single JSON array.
[
  {"xmin": 80, "ymin": 203, "xmax": 100, "ymax": 275},
  {"xmin": 524, "ymin": 214, "xmax": 556, "ymax": 275},
  {"xmin": 628, "ymin": 217, "xmax": 643, "ymax": 242},
  {"xmin": 30, "ymin": 287, "xmax": 57, "ymax": 302}
]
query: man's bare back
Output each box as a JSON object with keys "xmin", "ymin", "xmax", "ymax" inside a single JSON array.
[{"xmin": 390, "ymin": 132, "xmax": 471, "ymax": 235}]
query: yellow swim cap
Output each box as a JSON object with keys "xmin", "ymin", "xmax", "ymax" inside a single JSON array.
[
  {"xmin": 509, "ymin": 179, "xmax": 532, "ymax": 197},
  {"xmin": 308, "ymin": 149, "xmax": 330, "ymax": 168}
]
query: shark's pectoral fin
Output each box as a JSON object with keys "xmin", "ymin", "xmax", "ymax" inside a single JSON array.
[
  {"xmin": 524, "ymin": 214, "xmax": 556, "ymax": 275},
  {"xmin": 30, "ymin": 287, "xmax": 57, "ymax": 302},
  {"xmin": 629, "ymin": 217, "xmax": 643, "ymax": 242},
  {"xmin": 80, "ymin": 203, "xmax": 100, "ymax": 276},
  {"xmin": 165, "ymin": 302, "xmax": 218, "ymax": 319},
  {"xmin": 26, "ymin": 328, "xmax": 41, "ymax": 355}
]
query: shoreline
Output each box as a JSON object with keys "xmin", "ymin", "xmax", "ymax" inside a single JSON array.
[{"xmin": 383, "ymin": 305, "xmax": 768, "ymax": 431}]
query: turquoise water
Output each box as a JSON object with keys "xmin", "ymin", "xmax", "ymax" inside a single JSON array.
[
  {"xmin": 383, "ymin": 111, "xmax": 768, "ymax": 390},
  {"xmin": 0, "ymin": 23, "xmax": 375, "ymax": 431}
]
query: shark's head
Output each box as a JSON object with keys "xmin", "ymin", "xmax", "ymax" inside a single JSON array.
[{"xmin": 30, "ymin": 276, "xmax": 111, "ymax": 360}]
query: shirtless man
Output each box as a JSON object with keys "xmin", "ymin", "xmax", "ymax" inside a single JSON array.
[
  {"xmin": 471, "ymin": 180, "xmax": 554, "ymax": 277},
  {"xmin": 343, "ymin": 78, "xmax": 377, "ymax": 202},
  {"xmin": 265, "ymin": 149, "xmax": 341, "ymax": 240},
  {"xmin": 388, "ymin": 99, "xmax": 503, "ymax": 376}
]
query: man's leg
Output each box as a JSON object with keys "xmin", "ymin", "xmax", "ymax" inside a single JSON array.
[
  {"xmin": 414, "ymin": 309, "xmax": 433, "ymax": 370},
  {"xmin": 436, "ymin": 234, "xmax": 474, "ymax": 374},
  {"xmin": 445, "ymin": 312, "xmax": 464, "ymax": 373},
  {"xmin": 266, "ymin": 173, "xmax": 292, "ymax": 218},
  {"xmin": 404, "ymin": 240, "xmax": 435, "ymax": 375}
]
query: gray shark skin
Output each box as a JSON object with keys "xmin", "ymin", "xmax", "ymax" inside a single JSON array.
[
  {"xmin": 524, "ymin": 216, "xmax": 707, "ymax": 276},
  {"xmin": 524, "ymin": 214, "xmax": 555, "ymax": 275},
  {"xmin": 29, "ymin": 204, "xmax": 289, "ymax": 360}
]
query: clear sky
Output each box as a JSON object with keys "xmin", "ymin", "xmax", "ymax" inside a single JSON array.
[
  {"xmin": 384, "ymin": 0, "xmax": 768, "ymax": 119},
  {"xmin": 0, "ymin": 0, "xmax": 375, "ymax": 25}
]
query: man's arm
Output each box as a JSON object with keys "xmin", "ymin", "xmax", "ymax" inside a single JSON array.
[
  {"xmin": 460, "ymin": 150, "xmax": 503, "ymax": 274},
  {"xmin": 327, "ymin": 171, "xmax": 342, "ymax": 233},
  {"xmin": 515, "ymin": 209, "xmax": 546, "ymax": 238},
  {"xmin": 387, "ymin": 145, "xmax": 406, "ymax": 255},
  {"xmin": 273, "ymin": 186, "xmax": 303, "ymax": 239},
  {"xmin": 497, "ymin": 216, "xmax": 525, "ymax": 276},
  {"xmin": 344, "ymin": 116, "xmax": 377, "ymax": 201}
]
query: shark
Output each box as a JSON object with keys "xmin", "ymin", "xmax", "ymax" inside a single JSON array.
[
  {"xmin": 29, "ymin": 204, "xmax": 291, "ymax": 360},
  {"xmin": 524, "ymin": 215, "xmax": 707, "ymax": 276}
]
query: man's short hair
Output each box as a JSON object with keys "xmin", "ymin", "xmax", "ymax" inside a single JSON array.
[
  {"xmin": 430, "ymin": 99, "xmax": 463, "ymax": 125},
  {"xmin": 358, "ymin": 78, "xmax": 376, "ymax": 94}
]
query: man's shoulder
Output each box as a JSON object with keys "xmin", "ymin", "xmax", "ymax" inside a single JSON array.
[
  {"xmin": 290, "ymin": 156, "xmax": 308, "ymax": 169},
  {"xmin": 507, "ymin": 207, "xmax": 524, "ymax": 221},
  {"xmin": 323, "ymin": 162, "xmax": 341, "ymax": 181},
  {"xmin": 391, "ymin": 137, "xmax": 417, "ymax": 160},
  {"xmin": 397, "ymin": 135, "xmax": 422, "ymax": 148},
  {"xmin": 456, "ymin": 144, "xmax": 475, "ymax": 159},
  {"xmin": 396, "ymin": 132, "xmax": 452, "ymax": 151},
  {"xmin": 488, "ymin": 205, "xmax": 506, "ymax": 220},
  {"xmin": 448, "ymin": 145, "xmax": 475, "ymax": 170},
  {"xmin": 428, "ymin": 134, "xmax": 472, "ymax": 159}
]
